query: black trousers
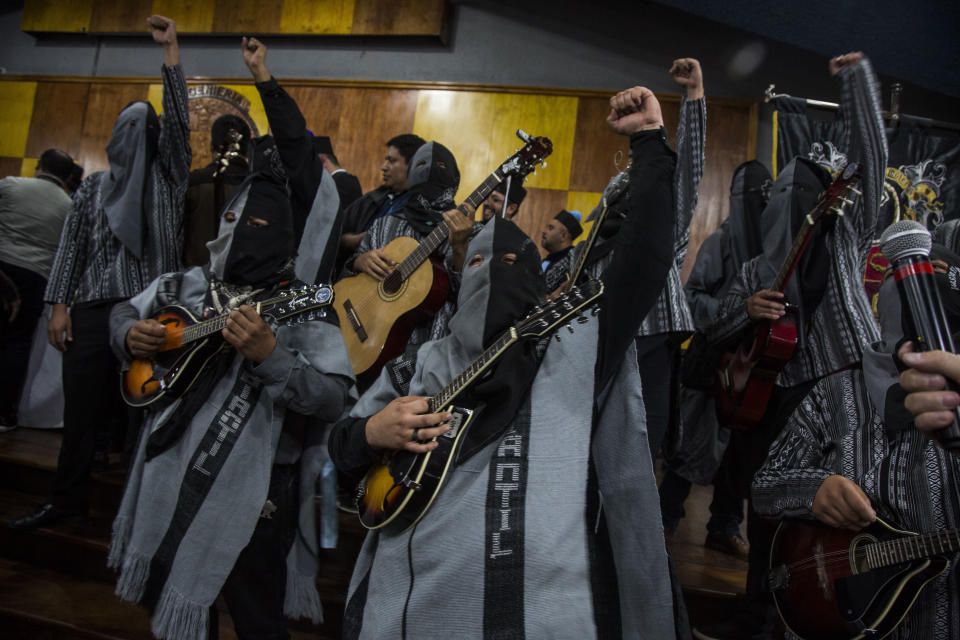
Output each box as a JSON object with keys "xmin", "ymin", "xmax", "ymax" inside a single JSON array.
[
  {"xmin": 636, "ymin": 334, "xmax": 675, "ymax": 460},
  {"xmin": 0, "ymin": 261, "xmax": 47, "ymax": 422},
  {"xmin": 210, "ymin": 463, "xmax": 300, "ymax": 640},
  {"xmin": 50, "ymin": 301, "xmax": 127, "ymax": 510}
]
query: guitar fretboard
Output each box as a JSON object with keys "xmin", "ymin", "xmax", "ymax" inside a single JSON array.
[
  {"xmin": 428, "ymin": 329, "xmax": 516, "ymax": 412},
  {"xmin": 865, "ymin": 527, "xmax": 960, "ymax": 570},
  {"xmin": 177, "ymin": 290, "xmax": 320, "ymax": 345},
  {"xmin": 393, "ymin": 169, "xmax": 507, "ymax": 283},
  {"xmin": 181, "ymin": 314, "xmax": 231, "ymax": 343},
  {"xmin": 567, "ymin": 197, "xmax": 607, "ymax": 287}
]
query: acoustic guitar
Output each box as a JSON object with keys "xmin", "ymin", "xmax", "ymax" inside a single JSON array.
[
  {"xmin": 335, "ymin": 134, "xmax": 553, "ymax": 384},
  {"xmin": 769, "ymin": 517, "xmax": 958, "ymax": 640},
  {"xmin": 357, "ymin": 278, "xmax": 603, "ymax": 534},
  {"xmin": 715, "ymin": 163, "xmax": 860, "ymax": 431},
  {"xmin": 121, "ymin": 284, "xmax": 334, "ymax": 407}
]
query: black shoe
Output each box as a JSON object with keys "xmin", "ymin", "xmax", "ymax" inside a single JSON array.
[
  {"xmin": 704, "ymin": 533, "xmax": 750, "ymax": 560},
  {"xmin": 8, "ymin": 503, "xmax": 86, "ymax": 530}
]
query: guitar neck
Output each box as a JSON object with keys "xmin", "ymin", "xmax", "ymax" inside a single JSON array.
[
  {"xmin": 865, "ymin": 528, "xmax": 960, "ymax": 570},
  {"xmin": 770, "ymin": 217, "xmax": 817, "ymax": 293},
  {"xmin": 567, "ymin": 197, "xmax": 608, "ymax": 286},
  {"xmin": 177, "ymin": 293, "xmax": 294, "ymax": 344},
  {"xmin": 394, "ymin": 169, "xmax": 506, "ymax": 281},
  {"xmin": 428, "ymin": 329, "xmax": 517, "ymax": 412}
]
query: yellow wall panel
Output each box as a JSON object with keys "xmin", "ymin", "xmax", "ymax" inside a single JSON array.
[
  {"xmin": 413, "ymin": 91, "xmax": 577, "ymax": 203},
  {"xmin": 566, "ymin": 190, "xmax": 603, "ymax": 244},
  {"xmin": 147, "ymin": 83, "xmax": 163, "ymax": 115},
  {"xmin": 152, "ymin": 0, "xmax": 215, "ymax": 33},
  {"xmin": 219, "ymin": 84, "xmax": 268, "ymax": 136},
  {"xmin": 0, "ymin": 82, "xmax": 37, "ymax": 158},
  {"xmin": 21, "ymin": 158, "xmax": 38, "ymax": 178},
  {"xmin": 280, "ymin": 0, "xmax": 355, "ymax": 34},
  {"xmin": 22, "ymin": 0, "xmax": 94, "ymax": 32}
]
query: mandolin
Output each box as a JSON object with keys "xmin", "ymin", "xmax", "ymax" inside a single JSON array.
[
  {"xmin": 357, "ymin": 278, "xmax": 603, "ymax": 534},
  {"xmin": 121, "ymin": 284, "xmax": 333, "ymax": 407},
  {"xmin": 715, "ymin": 163, "xmax": 860, "ymax": 431},
  {"xmin": 770, "ymin": 517, "xmax": 957, "ymax": 639}
]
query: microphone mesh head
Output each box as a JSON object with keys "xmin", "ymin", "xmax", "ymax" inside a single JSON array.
[{"xmin": 879, "ymin": 220, "xmax": 932, "ymax": 262}]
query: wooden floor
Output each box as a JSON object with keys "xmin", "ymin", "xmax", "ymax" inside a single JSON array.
[{"xmin": 0, "ymin": 427, "xmax": 747, "ymax": 637}]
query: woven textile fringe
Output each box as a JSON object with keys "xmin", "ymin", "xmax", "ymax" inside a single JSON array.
[
  {"xmin": 107, "ymin": 515, "xmax": 131, "ymax": 570},
  {"xmin": 284, "ymin": 566, "xmax": 323, "ymax": 624},
  {"xmin": 114, "ymin": 550, "xmax": 150, "ymax": 604},
  {"xmin": 151, "ymin": 586, "xmax": 210, "ymax": 640}
]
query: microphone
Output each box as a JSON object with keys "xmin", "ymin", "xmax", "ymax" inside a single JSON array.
[{"xmin": 879, "ymin": 220, "xmax": 960, "ymax": 452}]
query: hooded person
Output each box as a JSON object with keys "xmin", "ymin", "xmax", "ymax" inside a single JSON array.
[
  {"xmin": 105, "ymin": 129, "xmax": 355, "ymax": 640},
  {"xmin": 342, "ymin": 140, "xmax": 475, "ymax": 388},
  {"xmin": 9, "ymin": 16, "xmax": 192, "ymax": 533},
  {"xmin": 752, "ymin": 273, "xmax": 960, "ymax": 640},
  {"xmin": 547, "ymin": 80, "xmax": 706, "ymax": 460},
  {"xmin": 658, "ymin": 161, "xmax": 772, "ymax": 558},
  {"xmin": 330, "ymin": 110, "xmax": 686, "ymax": 639},
  {"xmin": 695, "ymin": 53, "xmax": 890, "ymax": 640},
  {"xmin": 183, "ymin": 114, "xmax": 252, "ymax": 268}
]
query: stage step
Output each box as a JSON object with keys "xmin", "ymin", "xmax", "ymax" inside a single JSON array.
[{"xmin": 0, "ymin": 427, "xmax": 749, "ymax": 635}]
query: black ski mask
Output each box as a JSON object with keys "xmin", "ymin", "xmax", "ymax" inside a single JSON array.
[
  {"xmin": 401, "ymin": 141, "xmax": 460, "ymax": 234},
  {"xmin": 206, "ymin": 136, "xmax": 296, "ymax": 287}
]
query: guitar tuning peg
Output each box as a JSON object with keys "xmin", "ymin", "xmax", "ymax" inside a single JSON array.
[
  {"xmin": 576, "ymin": 315, "xmax": 588, "ymax": 324},
  {"xmin": 591, "ymin": 307, "xmax": 601, "ymax": 316},
  {"xmin": 850, "ymin": 187, "xmax": 863, "ymax": 196},
  {"xmin": 566, "ymin": 324, "xmax": 574, "ymax": 333},
  {"xmin": 541, "ymin": 161, "xmax": 547, "ymax": 169},
  {"xmin": 554, "ymin": 334, "xmax": 561, "ymax": 342}
]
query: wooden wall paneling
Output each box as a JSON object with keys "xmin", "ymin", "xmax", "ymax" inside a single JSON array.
[
  {"xmin": 26, "ymin": 83, "xmax": 92, "ymax": 162},
  {"xmin": 280, "ymin": 0, "xmax": 355, "ymax": 34},
  {"xmin": 213, "ymin": 0, "xmax": 283, "ymax": 34},
  {"xmin": 292, "ymin": 86, "xmax": 419, "ymax": 194},
  {"xmin": 565, "ymin": 190, "xmax": 603, "ymax": 244},
  {"xmin": 412, "ymin": 90, "xmax": 577, "ymax": 204},
  {"xmin": 512, "ymin": 187, "xmax": 568, "ymax": 256},
  {"xmin": 78, "ymin": 83, "xmax": 151, "ymax": 175},
  {"xmin": 680, "ymin": 101, "xmax": 755, "ymax": 282},
  {"xmin": 0, "ymin": 82, "xmax": 37, "ymax": 159},
  {"xmin": 0, "ymin": 158, "xmax": 24, "ymax": 180},
  {"xmin": 20, "ymin": 158, "xmax": 38, "ymax": 178},
  {"xmin": 152, "ymin": 0, "xmax": 215, "ymax": 33},
  {"xmin": 351, "ymin": 0, "xmax": 447, "ymax": 36},
  {"xmin": 569, "ymin": 96, "xmax": 629, "ymax": 193},
  {"xmin": 21, "ymin": 0, "xmax": 95, "ymax": 32},
  {"xmin": 89, "ymin": 0, "xmax": 153, "ymax": 33}
]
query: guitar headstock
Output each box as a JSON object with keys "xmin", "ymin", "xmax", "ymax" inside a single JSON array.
[
  {"xmin": 811, "ymin": 162, "xmax": 861, "ymax": 221},
  {"xmin": 260, "ymin": 284, "xmax": 334, "ymax": 323},
  {"xmin": 516, "ymin": 279, "xmax": 603, "ymax": 339},
  {"xmin": 499, "ymin": 135, "xmax": 553, "ymax": 179}
]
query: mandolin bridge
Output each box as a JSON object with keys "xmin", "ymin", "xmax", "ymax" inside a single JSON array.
[{"xmin": 343, "ymin": 299, "xmax": 368, "ymax": 341}]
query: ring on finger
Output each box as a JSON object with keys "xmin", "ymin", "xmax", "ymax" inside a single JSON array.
[{"xmin": 413, "ymin": 427, "xmax": 421, "ymax": 442}]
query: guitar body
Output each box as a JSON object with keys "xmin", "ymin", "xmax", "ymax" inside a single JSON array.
[
  {"xmin": 770, "ymin": 519, "xmax": 949, "ymax": 640},
  {"xmin": 120, "ymin": 305, "xmax": 228, "ymax": 407},
  {"xmin": 357, "ymin": 404, "xmax": 474, "ymax": 534},
  {"xmin": 334, "ymin": 236, "xmax": 450, "ymax": 383},
  {"xmin": 715, "ymin": 312, "xmax": 798, "ymax": 431}
]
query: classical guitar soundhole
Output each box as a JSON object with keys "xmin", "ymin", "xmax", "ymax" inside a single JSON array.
[{"xmin": 382, "ymin": 271, "xmax": 403, "ymax": 295}]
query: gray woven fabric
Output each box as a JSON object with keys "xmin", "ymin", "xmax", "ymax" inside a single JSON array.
[
  {"xmin": 706, "ymin": 59, "xmax": 888, "ymax": 386},
  {"xmin": 45, "ymin": 65, "xmax": 191, "ymax": 305}
]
